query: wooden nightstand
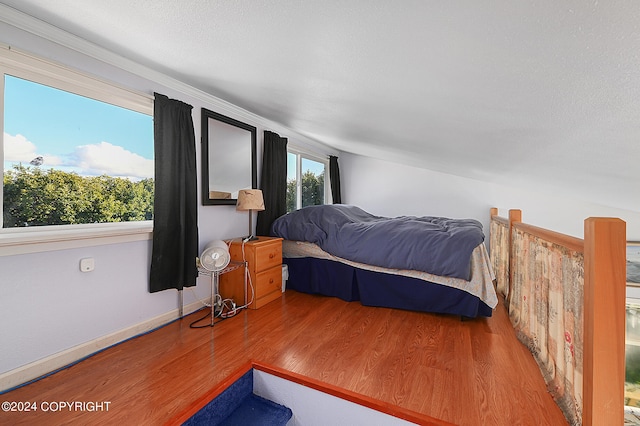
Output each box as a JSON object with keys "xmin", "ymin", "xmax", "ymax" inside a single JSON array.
[{"xmin": 219, "ymin": 236, "xmax": 283, "ymax": 309}]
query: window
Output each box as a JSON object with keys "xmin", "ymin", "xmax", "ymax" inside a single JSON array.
[
  {"xmin": 627, "ymin": 300, "xmax": 640, "ymax": 409},
  {"xmin": 286, "ymin": 149, "xmax": 329, "ymax": 212},
  {"xmin": 626, "ymin": 245, "xmax": 640, "ymax": 409},
  {"xmin": 0, "ymin": 46, "xmax": 154, "ymax": 253}
]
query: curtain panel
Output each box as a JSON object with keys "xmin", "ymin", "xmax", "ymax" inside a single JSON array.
[
  {"xmin": 149, "ymin": 93, "xmax": 199, "ymax": 293},
  {"xmin": 256, "ymin": 131, "xmax": 287, "ymax": 236},
  {"xmin": 329, "ymin": 155, "xmax": 342, "ymax": 204},
  {"xmin": 509, "ymin": 228, "xmax": 584, "ymax": 425},
  {"xmin": 489, "ymin": 219, "xmax": 510, "ymax": 298}
]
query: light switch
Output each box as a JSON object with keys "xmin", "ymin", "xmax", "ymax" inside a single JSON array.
[{"xmin": 80, "ymin": 257, "xmax": 95, "ymax": 272}]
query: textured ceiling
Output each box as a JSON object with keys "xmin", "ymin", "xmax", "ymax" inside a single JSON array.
[{"xmin": 1, "ymin": 0, "xmax": 639, "ymax": 211}]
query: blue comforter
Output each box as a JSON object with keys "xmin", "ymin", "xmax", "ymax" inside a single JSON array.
[{"xmin": 270, "ymin": 205, "xmax": 484, "ymax": 280}]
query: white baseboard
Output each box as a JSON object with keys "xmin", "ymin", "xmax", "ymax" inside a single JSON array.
[{"xmin": 0, "ymin": 301, "xmax": 204, "ymax": 393}]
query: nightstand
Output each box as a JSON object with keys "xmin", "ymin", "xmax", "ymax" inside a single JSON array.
[{"xmin": 219, "ymin": 236, "xmax": 283, "ymax": 309}]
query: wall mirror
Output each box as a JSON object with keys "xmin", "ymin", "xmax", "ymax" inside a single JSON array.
[{"xmin": 201, "ymin": 108, "xmax": 257, "ymax": 205}]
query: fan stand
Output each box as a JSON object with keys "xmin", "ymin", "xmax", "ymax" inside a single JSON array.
[
  {"xmin": 211, "ymin": 270, "xmax": 221, "ymax": 326},
  {"xmin": 193, "ymin": 260, "xmax": 245, "ymax": 328}
]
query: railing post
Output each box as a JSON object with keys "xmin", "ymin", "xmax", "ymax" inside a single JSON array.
[
  {"xmin": 583, "ymin": 217, "xmax": 626, "ymax": 425},
  {"xmin": 507, "ymin": 209, "xmax": 522, "ymax": 308}
]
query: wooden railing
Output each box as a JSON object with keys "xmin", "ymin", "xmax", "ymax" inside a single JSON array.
[{"xmin": 490, "ymin": 208, "xmax": 626, "ymax": 425}]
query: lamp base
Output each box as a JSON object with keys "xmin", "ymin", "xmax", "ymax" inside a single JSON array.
[{"xmin": 244, "ymin": 210, "xmax": 259, "ymax": 243}]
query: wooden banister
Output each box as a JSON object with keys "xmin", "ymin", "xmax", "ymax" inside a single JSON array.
[
  {"xmin": 490, "ymin": 208, "xmax": 511, "ymax": 299},
  {"xmin": 507, "ymin": 209, "xmax": 521, "ymax": 307},
  {"xmin": 513, "ymin": 222, "xmax": 584, "ymax": 253},
  {"xmin": 493, "ymin": 216, "xmax": 509, "ymax": 226},
  {"xmin": 490, "ymin": 209, "xmax": 628, "ymax": 424},
  {"xmin": 583, "ymin": 217, "xmax": 626, "ymax": 425},
  {"xmin": 489, "ymin": 207, "xmax": 509, "ymax": 225}
]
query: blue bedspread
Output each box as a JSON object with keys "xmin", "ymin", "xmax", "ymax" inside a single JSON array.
[{"xmin": 270, "ymin": 205, "xmax": 484, "ymax": 280}]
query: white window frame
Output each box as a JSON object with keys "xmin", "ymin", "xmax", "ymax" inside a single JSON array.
[
  {"xmin": 0, "ymin": 45, "xmax": 154, "ymax": 256},
  {"xmin": 287, "ymin": 146, "xmax": 331, "ymax": 211}
]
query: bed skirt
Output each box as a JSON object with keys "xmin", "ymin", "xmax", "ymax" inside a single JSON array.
[{"xmin": 283, "ymin": 257, "xmax": 493, "ymax": 318}]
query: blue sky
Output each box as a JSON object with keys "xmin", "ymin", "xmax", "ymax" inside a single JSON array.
[
  {"xmin": 3, "ymin": 75, "xmax": 153, "ymax": 180},
  {"xmin": 287, "ymin": 152, "xmax": 325, "ymax": 181}
]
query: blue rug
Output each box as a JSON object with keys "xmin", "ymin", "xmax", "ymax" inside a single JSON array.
[
  {"xmin": 220, "ymin": 394, "xmax": 292, "ymax": 426},
  {"xmin": 183, "ymin": 370, "xmax": 292, "ymax": 426}
]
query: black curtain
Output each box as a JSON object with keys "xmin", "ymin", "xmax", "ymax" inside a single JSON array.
[
  {"xmin": 256, "ymin": 131, "xmax": 288, "ymax": 236},
  {"xmin": 329, "ymin": 155, "xmax": 342, "ymax": 204},
  {"xmin": 149, "ymin": 93, "xmax": 198, "ymax": 293}
]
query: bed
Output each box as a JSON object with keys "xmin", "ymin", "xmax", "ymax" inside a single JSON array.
[{"xmin": 270, "ymin": 205, "xmax": 497, "ymax": 318}]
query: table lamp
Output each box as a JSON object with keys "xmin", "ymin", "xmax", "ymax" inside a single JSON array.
[{"xmin": 236, "ymin": 189, "xmax": 265, "ymax": 241}]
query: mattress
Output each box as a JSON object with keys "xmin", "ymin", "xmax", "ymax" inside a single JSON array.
[{"xmin": 282, "ymin": 240, "xmax": 498, "ymax": 309}]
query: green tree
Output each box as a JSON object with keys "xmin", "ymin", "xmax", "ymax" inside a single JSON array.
[
  {"xmin": 3, "ymin": 165, "xmax": 154, "ymax": 227},
  {"xmin": 286, "ymin": 178, "xmax": 297, "ymax": 212},
  {"xmin": 286, "ymin": 170, "xmax": 325, "ymax": 212},
  {"xmin": 301, "ymin": 170, "xmax": 324, "ymax": 208}
]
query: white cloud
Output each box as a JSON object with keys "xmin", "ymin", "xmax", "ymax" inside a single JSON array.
[
  {"xmin": 4, "ymin": 132, "xmax": 62, "ymax": 166},
  {"xmin": 4, "ymin": 133, "xmax": 152, "ymax": 179},
  {"xmin": 72, "ymin": 141, "xmax": 153, "ymax": 179},
  {"xmin": 4, "ymin": 132, "xmax": 37, "ymax": 162}
]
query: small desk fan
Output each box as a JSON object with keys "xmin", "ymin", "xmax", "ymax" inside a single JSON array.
[
  {"xmin": 200, "ymin": 240, "xmax": 231, "ymax": 271},
  {"xmin": 199, "ymin": 240, "xmax": 231, "ymax": 326}
]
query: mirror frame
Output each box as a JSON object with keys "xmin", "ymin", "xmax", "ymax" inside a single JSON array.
[{"xmin": 201, "ymin": 108, "xmax": 257, "ymax": 206}]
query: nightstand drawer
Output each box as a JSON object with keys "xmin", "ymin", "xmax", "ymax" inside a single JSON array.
[
  {"xmin": 223, "ymin": 236, "xmax": 283, "ymax": 309},
  {"xmin": 253, "ymin": 242, "xmax": 282, "ymax": 272},
  {"xmin": 254, "ymin": 266, "xmax": 282, "ymax": 300}
]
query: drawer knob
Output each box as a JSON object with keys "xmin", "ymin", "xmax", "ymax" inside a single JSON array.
[{"xmin": 269, "ymin": 253, "xmax": 275, "ymax": 259}]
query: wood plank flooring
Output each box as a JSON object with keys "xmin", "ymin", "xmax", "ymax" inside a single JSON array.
[{"xmin": 0, "ymin": 291, "xmax": 568, "ymax": 425}]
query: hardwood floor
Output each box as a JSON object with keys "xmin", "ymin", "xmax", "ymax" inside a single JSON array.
[{"xmin": 0, "ymin": 291, "xmax": 568, "ymax": 425}]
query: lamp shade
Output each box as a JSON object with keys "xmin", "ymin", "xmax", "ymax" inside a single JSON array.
[{"xmin": 236, "ymin": 189, "xmax": 265, "ymax": 211}]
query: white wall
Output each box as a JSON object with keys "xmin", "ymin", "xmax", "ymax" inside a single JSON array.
[
  {"xmin": 253, "ymin": 370, "xmax": 414, "ymax": 426},
  {"xmin": 0, "ymin": 240, "xmax": 159, "ymax": 371},
  {"xmin": 340, "ymin": 152, "xmax": 640, "ymax": 241},
  {"xmin": 0, "ymin": 17, "xmax": 335, "ymax": 385}
]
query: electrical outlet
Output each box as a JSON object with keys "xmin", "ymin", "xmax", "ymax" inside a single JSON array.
[{"xmin": 80, "ymin": 257, "xmax": 95, "ymax": 272}]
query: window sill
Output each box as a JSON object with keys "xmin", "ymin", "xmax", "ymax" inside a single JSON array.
[{"xmin": 0, "ymin": 221, "xmax": 153, "ymax": 256}]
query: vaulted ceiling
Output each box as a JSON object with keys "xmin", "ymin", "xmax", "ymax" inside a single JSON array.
[{"xmin": 1, "ymin": 1, "xmax": 639, "ymax": 211}]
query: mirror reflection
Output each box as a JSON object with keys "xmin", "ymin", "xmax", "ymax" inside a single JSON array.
[{"xmin": 201, "ymin": 108, "xmax": 256, "ymax": 205}]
